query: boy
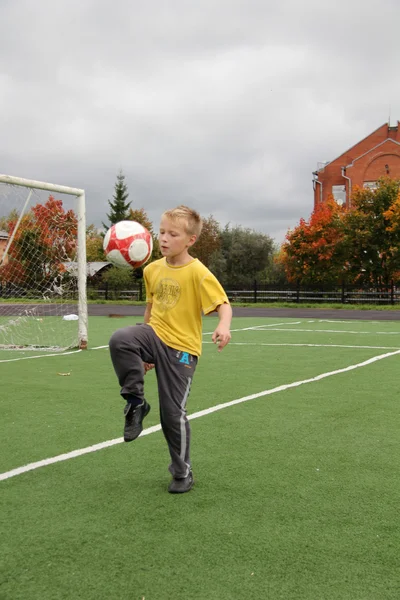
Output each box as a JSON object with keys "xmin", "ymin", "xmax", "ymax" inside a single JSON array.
[{"xmin": 109, "ymin": 206, "xmax": 232, "ymax": 494}]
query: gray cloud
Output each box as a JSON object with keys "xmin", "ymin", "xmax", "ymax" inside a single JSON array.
[{"xmin": 1, "ymin": 0, "xmax": 400, "ymax": 243}]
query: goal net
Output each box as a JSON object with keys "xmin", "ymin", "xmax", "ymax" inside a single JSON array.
[{"xmin": 0, "ymin": 175, "xmax": 88, "ymax": 351}]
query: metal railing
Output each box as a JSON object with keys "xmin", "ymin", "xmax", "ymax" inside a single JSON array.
[
  {"xmin": 226, "ymin": 288, "xmax": 400, "ymax": 305},
  {"xmin": 86, "ymin": 280, "xmax": 400, "ymax": 305}
]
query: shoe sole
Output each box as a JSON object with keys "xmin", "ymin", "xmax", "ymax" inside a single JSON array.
[
  {"xmin": 124, "ymin": 402, "xmax": 151, "ymax": 442},
  {"xmin": 168, "ymin": 484, "xmax": 193, "ymax": 494},
  {"xmin": 168, "ymin": 475, "xmax": 194, "ymax": 494}
]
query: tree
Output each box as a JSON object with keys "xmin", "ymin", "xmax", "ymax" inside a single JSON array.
[
  {"xmin": 0, "ymin": 196, "xmax": 77, "ymax": 288},
  {"xmin": 279, "ymin": 198, "xmax": 345, "ymax": 287},
  {"xmin": 0, "ymin": 209, "xmax": 19, "ymax": 232},
  {"xmin": 102, "ymin": 265, "xmax": 134, "ymax": 290},
  {"xmin": 128, "ymin": 207, "xmax": 154, "ymax": 233},
  {"xmin": 103, "ymin": 170, "xmax": 131, "ymax": 230},
  {"xmin": 383, "ymin": 182, "xmax": 400, "ymax": 281},
  {"xmin": 213, "ymin": 225, "xmax": 274, "ymax": 286},
  {"xmin": 86, "ymin": 224, "xmax": 106, "ymax": 262},
  {"xmin": 343, "ymin": 178, "xmax": 400, "ymax": 288},
  {"xmin": 207, "ymin": 249, "xmax": 227, "ymax": 283},
  {"xmin": 190, "ymin": 215, "xmax": 221, "ymax": 267},
  {"xmin": 267, "ymin": 248, "xmax": 289, "ymax": 286}
]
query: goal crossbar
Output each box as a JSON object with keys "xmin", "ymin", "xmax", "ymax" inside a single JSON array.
[{"xmin": 0, "ymin": 174, "xmax": 85, "ymax": 197}]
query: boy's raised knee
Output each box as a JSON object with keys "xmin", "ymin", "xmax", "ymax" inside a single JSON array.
[{"xmin": 109, "ymin": 328, "xmax": 129, "ymax": 350}]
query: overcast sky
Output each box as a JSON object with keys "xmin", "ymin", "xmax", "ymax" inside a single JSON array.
[{"xmin": 1, "ymin": 0, "xmax": 400, "ymax": 244}]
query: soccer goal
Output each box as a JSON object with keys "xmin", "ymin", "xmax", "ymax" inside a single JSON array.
[{"xmin": 0, "ymin": 174, "xmax": 88, "ymax": 351}]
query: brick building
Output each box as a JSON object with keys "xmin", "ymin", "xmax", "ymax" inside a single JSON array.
[
  {"xmin": 0, "ymin": 230, "xmax": 8, "ymax": 265},
  {"xmin": 313, "ymin": 121, "xmax": 400, "ymax": 209}
]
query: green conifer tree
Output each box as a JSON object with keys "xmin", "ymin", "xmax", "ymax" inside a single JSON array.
[{"xmin": 103, "ymin": 170, "xmax": 131, "ymax": 230}]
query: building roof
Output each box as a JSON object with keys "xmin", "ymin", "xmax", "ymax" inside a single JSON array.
[
  {"xmin": 63, "ymin": 261, "xmax": 111, "ymax": 277},
  {"xmin": 318, "ymin": 122, "xmax": 400, "ymax": 173},
  {"xmin": 321, "ymin": 123, "xmax": 388, "ymax": 170},
  {"xmin": 345, "ymin": 137, "xmax": 400, "ymax": 169}
]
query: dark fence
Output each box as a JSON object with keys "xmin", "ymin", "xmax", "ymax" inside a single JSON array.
[
  {"xmin": 226, "ymin": 283, "xmax": 399, "ymax": 305},
  {"xmin": 87, "ymin": 280, "xmax": 400, "ymax": 305},
  {"xmin": 88, "ymin": 281, "xmax": 144, "ymax": 302}
]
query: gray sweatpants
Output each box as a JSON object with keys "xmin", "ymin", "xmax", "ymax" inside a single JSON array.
[{"xmin": 109, "ymin": 324, "xmax": 197, "ymax": 479}]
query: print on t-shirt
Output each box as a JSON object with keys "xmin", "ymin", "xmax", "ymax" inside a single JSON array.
[{"xmin": 155, "ymin": 278, "xmax": 181, "ymax": 309}]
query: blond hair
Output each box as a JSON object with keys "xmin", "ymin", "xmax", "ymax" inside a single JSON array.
[{"xmin": 162, "ymin": 205, "xmax": 203, "ymax": 238}]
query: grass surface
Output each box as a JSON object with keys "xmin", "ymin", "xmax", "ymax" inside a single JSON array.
[
  {"xmin": 234, "ymin": 302, "xmax": 400, "ymax": 310},
  {"xmin": 3, "ymin": 297, "xmax": 400, "ymax": 310},
  {"xmin": 1, "ymin": 316, "xmax": 400, "ymax": 599},
  {"xmin": 98, "ymin": 300, "xmax": 400, "ymax": 310}
]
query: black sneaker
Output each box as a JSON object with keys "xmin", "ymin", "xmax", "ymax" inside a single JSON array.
[
  {"xmin": 123, "ymin": 400, "xmax": 151, "ymax": 442},
  {"xmin": 168, "ymin": 471, "xmax": 194, "ymax": 494}
]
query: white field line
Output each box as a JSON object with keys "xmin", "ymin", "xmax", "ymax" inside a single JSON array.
[
  {"xmin": 1, "ymin": 348, "xmax": 400, "ymax": 483},
  {"xmin": 0, "ymin": 322, "xmax": 303, "ymax": 363},
  {"xmin": 202, "ymin": 321, "xmax": 302, "ymax": 335},
  {"xmin": 0, "ymin": 349, "xmax": 83, "ymax": 363},
  {"xmin": 88, "ymin": 322, "xmax": 303, "ymax": 350},
  {"xmin": 251, "ymin": 328, "xmax": 400, "ymax": 335},
  {"xmin": 203, "ymin": 342, "xmax": 400, "ymax": 350},
  {"xmin": 317, "ymin": 319, "xmax": 381, "ymax": 324},
  {"xmin": 304, "ymin": 319, "xmax": 382, "ymax": 324}
]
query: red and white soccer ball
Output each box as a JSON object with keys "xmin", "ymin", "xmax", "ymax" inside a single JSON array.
[{"xmin": 103, "ymin": 221, "xmax": 153, "ymax": 269}]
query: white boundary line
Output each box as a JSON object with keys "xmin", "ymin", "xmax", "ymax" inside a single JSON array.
[
  {"xmin": 2, "ymin": 317, "xmax": 400, "ymax": 364},
  {"xmin": 316, "ymin": 319, "xmax": 384, "ymax": 324},
  {"xmin": 0, "ymin": 349, "xmax": 83, "ymax": 363},
  {"xmin": 1, "ymin": 348, "xmax": 400, "ymax": 482},
  {"xmin": 203, "ymin": 321, "xmax": 302, "ymax": 334},
  {"xmin": 245, "ymin": 328, "xmax": 400, "ymax": 335},
  {"xmin": 203, "ymin": 342, "xmax": 400, "ymax": 350},
  {"xmin": 0, "ymin": 322, "xmax": 303, "ymax": 363},
  {"xmin": 3, "ymin": 324, "xmax": 397, "ymax": 362}
]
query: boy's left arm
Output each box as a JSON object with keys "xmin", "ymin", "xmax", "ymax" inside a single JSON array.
[{"xmin": 212, "ymin": 303, "xmax": 232, "ymax": 352}]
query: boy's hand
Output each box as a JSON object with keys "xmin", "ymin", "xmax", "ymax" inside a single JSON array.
[
  {"xmin": 212, "ymin": 325, "xmax": 231, "ymax": 352},
  {"xmin": 143, "ymin": 362, "xmax": 155, "ymax": 374}
]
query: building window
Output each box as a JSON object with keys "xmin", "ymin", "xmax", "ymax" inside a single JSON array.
[
  {"xmin": 364, "ymin": 181, "xmax": 377, "ymax": 191},
  {"xmin": 332, "ymin": 185, "xmax": 346, "ymax": 205}
]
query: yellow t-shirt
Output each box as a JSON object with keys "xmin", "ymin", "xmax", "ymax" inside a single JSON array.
[{"xmin": 144, "ymin": 257, "xmax": 229, "ymax": 356}]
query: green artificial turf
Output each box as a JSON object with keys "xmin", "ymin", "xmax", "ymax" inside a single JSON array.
[{"xmin": 1, "ymin": 316, "xmax": 400, "ymax": 599}]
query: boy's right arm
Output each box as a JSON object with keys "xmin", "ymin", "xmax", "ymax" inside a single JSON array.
[
  {"xmin": 144, "ymin": 303, "xmax": 152, "ymax": 324},
  {"xmin": 143, "ymin": 303, "xmax": 154, "ymax": 373}
]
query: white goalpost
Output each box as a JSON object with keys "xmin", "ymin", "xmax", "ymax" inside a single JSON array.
[{"xmin": 0, "ymin": 174, "xmax": 88, "ymax": 350}]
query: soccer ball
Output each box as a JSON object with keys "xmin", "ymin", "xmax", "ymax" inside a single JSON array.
[{"xmin": 103, "ymin": 221, "xmax": 153, "ymax": 269}]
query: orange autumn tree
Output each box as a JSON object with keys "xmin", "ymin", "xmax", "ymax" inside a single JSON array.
[
  {"xmin": 86, "ymin": 224, "xmax": 106, "ymax": 262},
  {"xmin": 343, "ymin": 177, "xmax": 400, "ymax": 288},
  {"xmin": 383, "ymin": 182, "xmax": 400, "ymax": 282},
  {"xmin": 189, "ymin": 215, "xmax": 221, "ymax": 267},
  {"xmin": 0, "ymin": 196, "xmax": 77, "ymax": 288},
  {"xmin": 279, "ymin": 197, "xmax": 346, "ymax": 286},
  {"xmin": 128, "ymin": 207, "xmax": 154, "ymax": 234}
]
